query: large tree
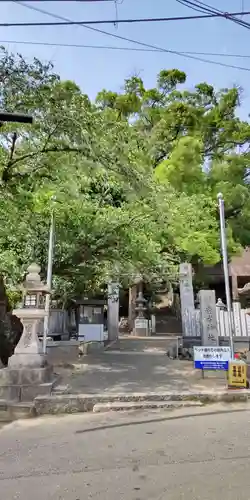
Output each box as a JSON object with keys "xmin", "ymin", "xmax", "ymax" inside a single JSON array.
[
  {"xmin": 0, "ymin": 49, "xmax": 223, "ymax": 298},
  {"xmin": 2, "ymin": 48, "xmax": 249, "ymax": 360},
  {"xmin": 97, "ymin": 70, "xmax": 250, "ymax": 251}
]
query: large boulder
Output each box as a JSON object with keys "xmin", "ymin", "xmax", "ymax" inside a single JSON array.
[
  {"xmin": 0, "ymin": 313, "xmax": 23, "ymax": 366},
  {"xmin": 0, "ymin": 276, "xmax": 23, "ymax": 366}
]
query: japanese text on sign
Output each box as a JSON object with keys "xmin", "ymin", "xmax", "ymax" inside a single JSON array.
[
  {"xmin": 228, "ymin": 361, "xmax": 247, "ymax": 388},
  {"xmin": 194, "ymin": 346, "xmax": 231, "ymax": 371},
  {"xmin": 204, "ymin": 305, "xmax": 217, "ymax": 343}
]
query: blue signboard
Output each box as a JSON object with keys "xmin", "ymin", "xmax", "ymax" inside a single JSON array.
[
  {"xmin": 194, "ymin": 360, "xmax": 229, "ymax": 371},
  {"xmin": 193, "ymin": 346, "xmax": 231, "ymax": 371}
]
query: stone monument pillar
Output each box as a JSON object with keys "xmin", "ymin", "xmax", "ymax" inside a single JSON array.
[
  {"xmin": 107, "ymin": 281, "xmax": 119, "ymax": 342},
  {"xmin": 199, "ymin": 289, "xmax": 218, "ymax": 346},
  {"xmin": 179, "ymin": 263, "xmax": 195, "ymax": 336},
  {"xmin": 133, "ymin": 291, "xmax": 149, "ymax": 336},
  {"xmin": 128, "ymin": 284, "xmax": 137, "ymax": 332},
  {"xmin": 0, "ymin": 263, "xmax": 56, "ymax": 402}
]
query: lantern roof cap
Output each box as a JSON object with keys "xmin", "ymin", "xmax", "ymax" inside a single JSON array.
[{"xmin": 20, "ymin": 262, "xmax": 50, "ymax": 294}]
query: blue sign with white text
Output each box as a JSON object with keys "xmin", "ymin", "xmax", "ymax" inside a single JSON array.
[{"xmin": 194, "ymin": 360, "xmax": 229, "ymax": 371}]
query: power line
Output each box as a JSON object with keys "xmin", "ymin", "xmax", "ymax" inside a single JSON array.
[
  {"xmin": 177, "ymin": 0, "xmax": 207, "ymax": 14},
  {"xmin": 11, "ymin": 1, "xmax": 250, "ymax": 72},
  {"xmin": 176, "ymin": 0, "xmax": 250, "ymax": 30},
  {"xmin": 2, "ymin": 38, "xmax": 250, "ymax": 61},
  {"xmin": 2, "ymin": 9, "xmax": 250, "ymax": 27},
  {"xmin": 0, "ymin": 0, "xmax": 115, "ymax": 2}
]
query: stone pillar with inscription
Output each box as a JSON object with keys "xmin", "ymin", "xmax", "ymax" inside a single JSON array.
[
  {"xmin": 199, "ymin": 290, "xmax": 218, "ymax": 346},
  {"xmin": 179, "ymin": 263, "xmax": 195, "ymax": 336},
  {"xmin": 0, "ymin": 263, "xmax": 56, "ymax": 402},
  {"xmin": 108, "ymin": 281, "xmax": 119, "ymax": 342}
]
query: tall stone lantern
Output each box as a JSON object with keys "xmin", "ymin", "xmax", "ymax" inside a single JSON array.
[
  {"xmin": 133, "ymin": 291, "xmax": 149, "ymax": 336},
  {"xmin": 0, "ymin": 263, "xmax": 56, "ymax": 402},
  {"xmin": 9, "ymin": 263, "xmax": 50, "ymax": 368}
]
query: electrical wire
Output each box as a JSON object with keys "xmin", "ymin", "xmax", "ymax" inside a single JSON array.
[
  {"xmin": 194, "ymin": 0, "xmax": 250, "ymax": 28},
  {"xmin": 177, "ymin": 0, "xmax": 209, "ymax": 14},
  {"xmin": 10, "ymin": 1, "xmax": 250, "ymax": 72},
  {"xmin": 2, "ymin": 8, "xmax": 250, "ymax": 26},
  {"xmin": 2, "ymin": 38, "xmax": 250, "ymax": 61},
  {"xmin": 176, "ymin": 0, "xmax": 250, "ymax": 30},
  {"xmin": 0, "ymin": 0, "xmax": 115, "ymax": 2}
]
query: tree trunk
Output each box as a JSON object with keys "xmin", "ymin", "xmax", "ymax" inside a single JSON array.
[{"xmin": 0, "ymin": 275, "xmax": 23, "ymax": 366}]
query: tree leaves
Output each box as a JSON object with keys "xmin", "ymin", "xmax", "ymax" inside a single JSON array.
[{"xmin": 0, "ymin": 47, "xmax": 249, "ymax": 299}]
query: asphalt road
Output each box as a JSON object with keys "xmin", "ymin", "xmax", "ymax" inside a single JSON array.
[{"xmin": 1, "ymin": 403, "xmax": 250, "ymax": 499}]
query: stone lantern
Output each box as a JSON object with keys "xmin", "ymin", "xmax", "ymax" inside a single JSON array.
[
  {"xmin": 9, "ymin": 263, "xmax": 50, "ymax": 368},
  {"xmin": 133, "ymin": 291, "xmax": 149, "ymax": 336},
  {"xmin": 0, "ymin": 263, "xmax": 56, "ymax": 402},
  {"xmin": 216, "ymin": 298, "xmax": 226, "ymax": 310}
]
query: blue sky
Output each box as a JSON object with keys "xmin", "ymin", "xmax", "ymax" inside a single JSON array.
[{"xmin": 1, "ymin": 0, "xmax": 250, "ymax": 118}]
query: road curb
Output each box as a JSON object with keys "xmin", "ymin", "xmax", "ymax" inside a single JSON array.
[{"xmin": 33, "ymin": 389, "xmax": 250, "ymax": 415}]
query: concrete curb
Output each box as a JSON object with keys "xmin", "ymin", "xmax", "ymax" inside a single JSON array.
[
  {"xmin": 93, "ymin": 401, "xmax": 203, "ymax": 413},
  {"xmin": 34, "ymin": 389, "xmax": 250, "ymax": 415},
  {"xmin": 0, "ymin": 400, "xmax": 36, "ymax": 422}
]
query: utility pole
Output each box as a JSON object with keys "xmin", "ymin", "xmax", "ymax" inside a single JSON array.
[
  {"xmin": 43, "ymin": 196, "xmax": 56, "ymax": 354},
  {"xmin": 217, "ymin": 193, "xmax": 234, "ymax": 357}
]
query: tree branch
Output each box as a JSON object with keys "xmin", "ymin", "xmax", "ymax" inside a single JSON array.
[
  {"xmin": 9, "ymin": 132, "xmax": 17, "ymax": 160},
  {"xmin": 1, "ymin": 145, "xmax": 86, "ymax": 182}
]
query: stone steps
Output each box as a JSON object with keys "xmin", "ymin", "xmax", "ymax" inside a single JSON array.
[
  {"xmin": 93, "ymin": 400, "xmax": 203, "ymax": 413},
  {"xmin": 107, "ymin": 336, "xmax": 180, "ymax": 353},
  {"xmin": 156, "ymin": 316, "xmax": 182, "ymax": 334},
  {"xmin": 2, "ymin": 388, "xmax": 250, "ymax": 420},
  {"xmin": 34, "ymin": 390, "xmax": 250, "ymax": 415}
]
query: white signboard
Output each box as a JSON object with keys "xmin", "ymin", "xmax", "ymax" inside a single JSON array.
[{"xmin": 194, "ymin": 346, "xmax": 231, "ymax": 371}]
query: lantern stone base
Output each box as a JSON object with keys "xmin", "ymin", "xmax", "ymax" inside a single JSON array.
[
  {"xmin": 132, "ymin": 317, "xmax": 150, "ymax": 337},
  {"xmin": 0, "ymin": 365, "xmax": 57, "ymax": 402},
  {"xmin": 8, "ymin": 352, "xmax": 46, "ymax": 369},
  {"xmin": 132, "ymin": 328, "xmax": 150, "ymax": 337}
]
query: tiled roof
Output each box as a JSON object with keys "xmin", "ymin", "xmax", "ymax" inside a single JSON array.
[
  {"xmin": 230, "ymin": 248, "xmax": 250, "ymax": 276},
  {"xmin": 200, "ymin": 248, "xmax": 250, "ymax": 277}
]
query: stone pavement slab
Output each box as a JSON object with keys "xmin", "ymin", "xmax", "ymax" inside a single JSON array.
[{"xmin": 55, "ymin": 351, "xmax": 228, "ymax": 395}]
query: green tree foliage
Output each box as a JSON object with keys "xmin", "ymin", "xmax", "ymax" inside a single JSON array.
[
  {"xmin": 98, "ymin": 68, "xmax": 250, "ymax": 252},
  {"xmin": 1, "ymin": 48, "xmax": 249, "ymax": 309}
]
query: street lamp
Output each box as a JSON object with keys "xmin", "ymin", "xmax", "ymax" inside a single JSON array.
[
  {"xmin": 42, "ymin": 195, "xmax": 56, "ymax": 354},
  {"xmin": 0, "ymin": 112, "xmax": 33, "ymax": 125},
  {"xmin": 217, "ymin": 192, "xmax": 234, "ymax": 356}
]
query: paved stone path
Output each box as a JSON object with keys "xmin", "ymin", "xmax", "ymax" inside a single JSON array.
[{"xmin": 56, "ymin": 351, "xmax": 227, "ymax": 395}]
